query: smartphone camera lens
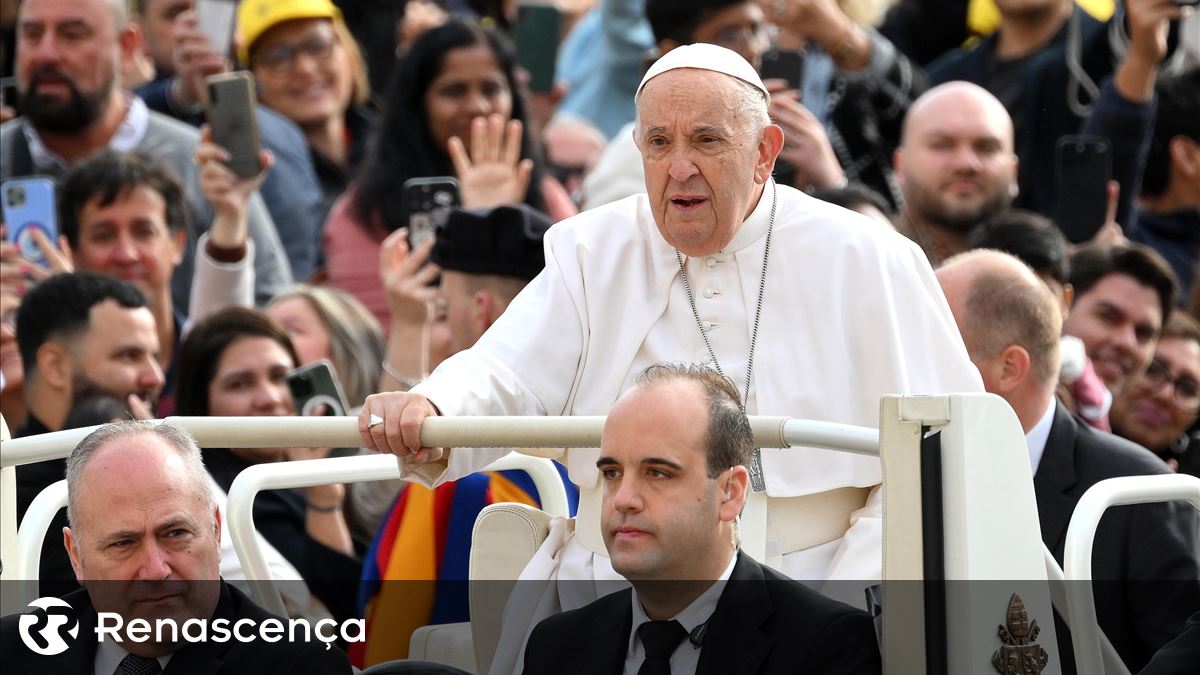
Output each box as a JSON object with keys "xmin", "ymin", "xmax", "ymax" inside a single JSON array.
[
  {"xmin": 291, "ymin": 375, "xmax": 312, "ymax": 397},
  {"xmin": 5, "ymin": 186, "xmax": 25, "ymax": 208}
]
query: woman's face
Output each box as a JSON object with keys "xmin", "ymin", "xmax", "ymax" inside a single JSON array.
[
  {"xmin": 208, "ymin": 336, "xmax": 296, "ymax": 418},
  {"xmin": 208, "ymin": 336, "xmax": 295, "ymax": 463},
  {"xmin": 424, "ymin": 44, "xmax": 513, "ymax": 151},
  {"xmin": 251, "ymin": 18, "xmax": 354, "ymax": 128},
  {"xmin": 267, "ymin": 297, "xmax": 331, "ymax": 367}
]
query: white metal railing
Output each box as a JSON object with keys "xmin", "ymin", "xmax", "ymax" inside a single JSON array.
[
  {"xmin": 226, "ymin": 452, "xmax": 570, "ymax": 616},
  {"xmin": 0, "ymin": 415, "xmax": 882, "ymax": 469},
  {"xmin": 1042, "ymin": 545, "xmax": 1129, "ymax": 675},
  {"xmin": 1064, "ymin": 474, "xmax": 1200, "ymax": 675}
]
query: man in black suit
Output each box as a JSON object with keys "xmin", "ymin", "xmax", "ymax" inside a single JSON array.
[
  {"xmin": 0, "ymin": 420, "xmax": 352, "ymax": 674},
  {"xmin": 522, "ymin": 363, "xmax": 881, "ymax": 675},
  {"xmin": 938, "ymin": 250, "xmax": 1200, "ymax": 675}
]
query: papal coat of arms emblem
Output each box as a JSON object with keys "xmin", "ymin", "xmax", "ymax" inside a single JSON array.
[{"xmin": 991, "ymin": 593, "xmax": 1050, "ymax": 674}]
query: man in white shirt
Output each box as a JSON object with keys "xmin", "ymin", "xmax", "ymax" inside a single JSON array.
[
  {"xmin": 359, "ymin": 43, "xmax": 980, "ymax": 673},
  {"xmin": 936, "ymin": 249, "xmax": 1200, "ymax": 675},
  {"xmin": 521, "ymin": 364, "xmax": 880, "ymax": 675}
]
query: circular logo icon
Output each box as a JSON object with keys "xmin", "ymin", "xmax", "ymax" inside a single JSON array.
[{"xmin": 18, "ymin": 597, "xmax": 79, "ymax": 656}]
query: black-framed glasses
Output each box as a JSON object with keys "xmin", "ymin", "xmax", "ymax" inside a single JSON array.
[
  {"xmin": 253, "ymin": 33, "xmax": 336, "ymax": 73},
  {"xmin": 1142, "ymin": 358, "xmax": 1200, "ymax": 409}
]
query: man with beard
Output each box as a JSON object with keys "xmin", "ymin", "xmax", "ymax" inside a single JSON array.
[
  {"xmin": 0, "ymin": 421, "xmax": 353, "ymax": 674},
  {"xmin": 893, "ymin": 81, "xmax": 1018, "ymax": 266},
  {"xmin": 13, "ymin": 271, "xmax": 163, "ymax": 592},
  {"xmin": 0, "ymin": 0, "xmax": 291, "ymax": 311}
]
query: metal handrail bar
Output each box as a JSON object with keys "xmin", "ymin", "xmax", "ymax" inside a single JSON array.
[
  {"xmin": 1042, "ymin": 545, "xmax": 1129, "ymax": 675},
  {"xmin": 227, "ymin": 452, "xmax": 570, "ymax": 615},
  {"xmin": 1, "ymin": 415, "xmax": 882, "ymax": 468},
  {"xmin": 1063, "ymin": 474, "xmax": 1200, "ymax": 675}
]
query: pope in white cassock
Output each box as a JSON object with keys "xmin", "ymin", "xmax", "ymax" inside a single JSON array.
[{"xmin": 358, "ymin": 44, "xmax": 982, "ymax": 672}]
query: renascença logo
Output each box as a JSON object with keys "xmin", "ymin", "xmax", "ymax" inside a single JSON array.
[{"xmin": 18, "ymin": 597, "xmax": 80, "ymax": 655}]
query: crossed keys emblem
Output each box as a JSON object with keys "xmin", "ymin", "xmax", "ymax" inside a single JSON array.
[{"xmin": 991, "ymin": 593, "xmax": 1049, "ymax": 674}]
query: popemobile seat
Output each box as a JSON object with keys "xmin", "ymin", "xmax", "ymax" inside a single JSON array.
[{"xmin": 409, "ymin": 502, "xmax": 554, "ymax": 673}]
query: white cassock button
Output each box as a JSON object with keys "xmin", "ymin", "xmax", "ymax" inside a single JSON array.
[
  {"xmin": 705, "ymin": 257, "xmax": 718, "ymax": 269},
  {"xmin": 703, "ymin": 288, "xmax": 715, "ymax": 298},
  {"xmin": 702, "ymin": 320, "xmax": 713, "ymax": 330}
]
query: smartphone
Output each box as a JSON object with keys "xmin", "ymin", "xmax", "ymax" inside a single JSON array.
[
  {"xmin": 195, "ymin": 0, "xmax": 238, "ymax": 58},
  {"xmin": 0, "ymin": 76, "xmax": 18, "ymax": 113},
  {"xmin": 286, "ymin": 360, "xmax": 357, "ymax": 458},
  {"xmin": 760, "ymin": 49, "xmax": 805, "ymax": 92},
  {"xmin": 514, "ymin": 4, "xmax": 561, "ymax": 93},
  {"xmin": 402, "ymin": 176, "xmax": 460, "ymax": 249},
  {"xmin": 1054, "ymin": 135, "xmax": 1111, "ymax": 244},
  {"xmin": 2, "ymin": 177, "xmax": 58, "ymax": 267},
  {"xmin": 205, "ymin": 71, "xmax": 262, "ymax": 178}
]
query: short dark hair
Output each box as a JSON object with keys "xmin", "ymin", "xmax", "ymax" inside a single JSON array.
[
  {"xmin": 809, "ymin": 183, "xmax": 894, "ymax": 218},
  {"xmin": 1141, "ymin": 68, "xmax": 1200, "ymax": 197},
  {"xmin": 1162, "ymin": 310, "xmax": 1200, "ymax": 346},
  {"xmin": 967, "ymin": 209, "xmax": 1069, "ymax": 285},
  {"xmin": 15, "ymin": 272, "xmax": 147, "ymax": 375},
  {"xmin": 645, "ymin": 0, "xmax": 749, "ymax": 45},
  {"xmin": 57, "ymin": 150, "xmax": 188, "ymax": 249},
  {"xmin": 634, "ymin": 363, "xmax": 753, "ymax": 477},
  {"xmin": 1069, "ymin": 243, "xmax": 1178, "ymax": 327},
  {"xmin": 174, "ymin": 307, "xmax": 299, "ymax": 417}
]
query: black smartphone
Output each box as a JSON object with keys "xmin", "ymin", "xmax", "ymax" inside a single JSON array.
[
  {"xmin": 0, "ymin": 76, "xmax": 18, "ymax": 113},
  {"xmin": 286, "ymin": 360, "xmax": 357, "ymax": 458},
  {"xmin": 205, "ymin": 71, "xmax": 262, "ymax": 178},
  {"xmin": 1054, "ymin": 135, "xmax": 1111, "ymax": 244},
  {"xmin": 402, "ymin": 176, "xmax": 460, "ymax": 249},
  {"xmin": 514, "ymin": 4, "xmax": 561, "ymax": 93},
  {"xmin": 760, "ymin": 49, "xmax": 805, "ymax": 92}
]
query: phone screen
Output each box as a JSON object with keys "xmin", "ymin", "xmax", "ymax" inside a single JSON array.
[{"xmin": 1054, "ymin": 136, "xmax": 1111, "ymax": 244}]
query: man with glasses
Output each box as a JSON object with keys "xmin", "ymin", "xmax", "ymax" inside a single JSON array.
[
  {"xmin": 937, "ymin": 249, "xmax": 1200, "ymax": 675},
  {"xmin": 1112, "ymin": 312, "xmax": 1200, "ymax": 475}
]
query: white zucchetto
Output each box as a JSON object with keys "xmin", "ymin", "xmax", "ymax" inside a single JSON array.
[{"xmin": 636, "ymin": 43, "xmax": 769, "ymax": 99}]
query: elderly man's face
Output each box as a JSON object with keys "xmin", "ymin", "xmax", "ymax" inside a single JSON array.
[
  {"xmin": 636, "ymin": 69, "xmax": 780, "ymax": 257},
  {"xmin": 1111, "ymin": 336, "xmax": 1200, "ymax": 452},
  {"xmin": 597, "ymin": 379, "xmax": 741, "ymax": 581},
  {"xmin": 15, "ymin": 0, "xmax": 131, "ymax": 133},
  {"xmin": 64, "ymin": 432, "xmax": 221, "ymax": 652}
]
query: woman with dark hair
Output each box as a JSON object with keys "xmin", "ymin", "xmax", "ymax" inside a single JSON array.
[
  {"xmin": 323, "ymin": 18, "xmax": 575, "ymax": 330},
  {"xmin": 175, "ymin": 307, "xmax": 361, "ymax": 623}
]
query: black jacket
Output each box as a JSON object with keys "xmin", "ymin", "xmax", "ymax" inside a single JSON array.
[
  {"xmin": 522, "ymin": 551, "xmax": 881, "ymax": 675},
  {"xmin": 1034, "ymin": 403, "xmax": 1200, "ymax": 674},
  {"xmin": 0, "ymin": 581, "xmax": 352, "ymax": 674}
]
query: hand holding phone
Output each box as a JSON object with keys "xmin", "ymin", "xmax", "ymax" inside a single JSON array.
[
  {"xmin": 1, "ymin": 177, "xmax": 70, "ymax": 274},
  {"xmin": 402, "ymin": 176, "xmax": 460, "ymax": 249}
]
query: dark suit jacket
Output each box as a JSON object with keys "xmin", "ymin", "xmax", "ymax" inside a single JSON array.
[
  {"xmin": 1035, "ymin": 403, "xmax": 1200, "ymax": 674},
  {"xmin": 0, "ymin": 581, "xmax": 352, "ymax": 674},
  {"xmin": 1139, "ymin": 611, "xmax": 1200, "ymax": 675},
  {"xmin": 522, "ymin": 551, "xmax": 881, "ymax": 675}
]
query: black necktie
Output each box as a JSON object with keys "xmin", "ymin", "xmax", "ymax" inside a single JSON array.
[
  {"xmin": 637, "ymin": 619, "xmax": 688, "ymax": 675},
  {"xmin": 118, "ymin": 653, "xmax": 162, "ymax": 675}
]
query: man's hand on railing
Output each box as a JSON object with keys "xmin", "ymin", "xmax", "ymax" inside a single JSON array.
[{"xmin": 358, "ymin": 391, "xmax": 444, "ymax": 463}]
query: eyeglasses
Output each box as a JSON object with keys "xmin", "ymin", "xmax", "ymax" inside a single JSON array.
[
  {"xmin": 713, "ymin": 25, "xmax": 770, "ymax": 51},
  {"xmin": 253, "ymin": 33, "xmax": 336, "ymax": 73},
  {"xmin": 1142, "ymin": 358, "xmax": 1200, "ymax": 409}
]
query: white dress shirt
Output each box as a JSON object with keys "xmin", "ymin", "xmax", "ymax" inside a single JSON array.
[
  {"xmin": 623, "ymin": 554, "xmax": 738, "ymax": 675},
  {"xmin": 1024, "ymin": 399, "xmax": 1057, "ymax": 476}
]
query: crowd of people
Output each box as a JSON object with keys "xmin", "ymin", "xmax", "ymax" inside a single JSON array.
[{"xmin": 1, "ymin": 0, "xmax": 1198, "ymax": 673}]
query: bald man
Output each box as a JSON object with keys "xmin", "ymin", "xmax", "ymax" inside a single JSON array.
[
  {"xmin": 894, "ymin": 82, "xmax": 1019, "ymax": 265},
  {"xmin": 937, "ymin": 250, "xmax": 1200, "ymax": 675}
]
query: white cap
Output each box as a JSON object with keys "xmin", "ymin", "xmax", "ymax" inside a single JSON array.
[{"xmin": 636, "ymin": 43, "xmax": 769, "ymax": 99}]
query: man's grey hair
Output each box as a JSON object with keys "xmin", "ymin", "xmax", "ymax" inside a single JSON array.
[{"xmin": 65, "ymin": 421, "xmax": 214, "ymax": 529}]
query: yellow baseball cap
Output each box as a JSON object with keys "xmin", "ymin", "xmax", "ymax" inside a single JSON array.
[{"xmin": 236, "ymin": 0, "xmax": 343, "ymax": 64}]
